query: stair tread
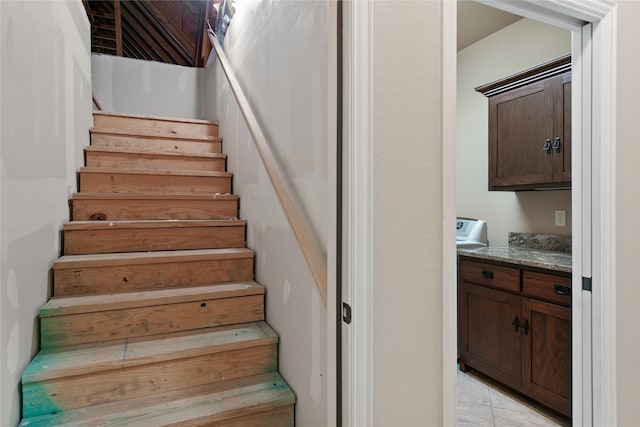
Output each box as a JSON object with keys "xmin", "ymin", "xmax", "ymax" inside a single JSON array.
[
  {"xmin": 85, "ymin": 145, "xmax": 227, "ymax": 159},
  {"xmin": 40, "ymin": 281, "xmax": 264, "ymax": 317},
  {"xmin": 73, "ymin": 192, "xmax": 237, "ymax": 200},
  {"xmin": 93, "ymin": 111, "xmax": 219, "ymax": 126},
  {"xmin": 91, "ymin": 127, "xmax": 221, "ymax": 142},
  {"xmin": 23, "ymin": 322, "xmax": 277, "ymax": 383},
  {"xmin": 80, "ymin": 166, "xmax": 232, "ymax": 178},
  {"xmin": 55, "ymin": 248, "xmax": 254, "ymax": 269},
  {"xmin": 19, "ymin": 372, "xmax": 294, "ymax": 427},
  {"xmin": 63, "ymin": 219, "xmax": 245, "ymax": 231}
]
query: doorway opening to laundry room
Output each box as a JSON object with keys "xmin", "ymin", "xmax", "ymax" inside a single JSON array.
[
  {"xmin": 446, "ymin": 1, "xmax": 617, "ymax": 426},
  {"xmin": 454, "ymin": 3, "xmax": 573, "ymax": 425}
]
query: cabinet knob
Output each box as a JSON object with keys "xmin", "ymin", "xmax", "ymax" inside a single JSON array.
[
  {"xmin": 553, "ymin": 137, "xmax": 561, "ymax": 152},
  {"xmin": 543, "ymin": 139, "xmax": 552, "ymax": 153},
  {"xmin": 521, "ymin": 319, "xmax": 529, "ymax": 335}
]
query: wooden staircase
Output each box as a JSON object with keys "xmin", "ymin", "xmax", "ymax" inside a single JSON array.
[{"xmin": 19, "ymin": 111, "xmax": 295, "ymax": 426}]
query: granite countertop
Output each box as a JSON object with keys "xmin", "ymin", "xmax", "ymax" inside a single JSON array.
[{"xmin": 457, "ymin": 246, "xmax": 572, "ymax": 273}]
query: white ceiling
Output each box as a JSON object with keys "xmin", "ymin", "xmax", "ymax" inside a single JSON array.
[{"xmin": 457, "ymin": 1, "xmax": 522, "ymax": 51}]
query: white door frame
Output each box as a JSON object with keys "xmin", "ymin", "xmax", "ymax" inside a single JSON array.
[
  {"xmin": 342, "ymin": 0, "xmax": 617, "ymax": 425},
  {"xmin": 341, "ymin": 1, "xmax": 373, "ymax": 426}
]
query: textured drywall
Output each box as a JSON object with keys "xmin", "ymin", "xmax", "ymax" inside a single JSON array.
[
  {"xmin": 615, "ymin": 2, "xmax": 640, "ymax": 425},
  {"xmin": 92, "ymin": 54, "xmax": 205, "ymax": 119},
  {"xmin": 371, "ymin": 1, "xmax": 444, "ymax": 425},
  {"xmin": 457, "ymin": 19, "xmax": 571, "ymax": 246},
  {"xmin": 204, "ymin": 1, "xmax": 332, "ymax": 425},
  {"xmin": 0, "ymin": 1, "xmax": 92, "ymax": 425}
]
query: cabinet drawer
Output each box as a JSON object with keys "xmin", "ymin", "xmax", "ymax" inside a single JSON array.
[
  {"xmin": 523, "ymin": 271, "xmax": 571, "ymax": 307},
  {"xmin": 459, "ymin": 260, "xmax": 520, "ymax": 292}
]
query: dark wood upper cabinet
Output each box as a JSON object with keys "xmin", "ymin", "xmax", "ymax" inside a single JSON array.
[{"xmin": 476, "ymin": 55, "xmax": 571, "ymax": 191}]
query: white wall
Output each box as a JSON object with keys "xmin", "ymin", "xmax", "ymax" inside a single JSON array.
[
  {"xmin": 371, "ymin": 1, "xmax": 444, "ymax": 425},
  {"xmin": 615, "ymin": 1, "xmax": 640, "ymax": 424},
  {"xmin": 92, "ymin": 54, "xmax": 205, "ymax": 120},
  {"xmin": 0, "ymin": 1, "xmax": 92, "ymax": 426},
  {"xmin": 204, "ymin": 1, "xmax": 333, "ymax": 425},
  {"xmin": 457, "ymin": 19, "xmax": 572, "ymax": 246}
]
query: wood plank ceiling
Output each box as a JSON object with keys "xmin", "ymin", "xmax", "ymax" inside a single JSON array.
[{"xmin": 83, "ymin": 0, "xmax": 211, "ymax": 67}]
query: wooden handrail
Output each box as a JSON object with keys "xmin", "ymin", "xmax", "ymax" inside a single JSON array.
[
  {"xmin": 93, "ymin": 95, "xmax": 103, "ymax": 111},
  {"xmin": 207, "ymin": 27, "xmax": 327, "ymax": 307}
]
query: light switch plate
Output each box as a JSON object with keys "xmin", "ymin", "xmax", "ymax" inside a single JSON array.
[{"xmin": 555, "ymin": 210, "xmax": 567, "ymax": 227}]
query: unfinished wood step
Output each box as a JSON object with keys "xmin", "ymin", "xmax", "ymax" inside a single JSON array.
[
  {"xmin": 79, "ymin": 167, "xmax": 232, "ymax": 194},
  {"xmin": 21, "ymin": 323, "xmax": 278, "ymax": 419},
  {"xmin": 93, "ymin": 111, "xmax": 219, "ymax": 137},
  {"xmin": 71, "ymin": 193, "xmax": 238, "ymax": 221},
  {"xmin": 53, "ymin": 248, "xmax": 254, "ymax": 297},
  {"xmin": 19, "ymin": 372, "xmax": 294, "ymax": 426},
  {"xmin": 91, "ymin": 128, "xmax": 222, "ymax": 153},
  {"xmin": 63, "ymin": 219, "xmax": 246, "ymax": 255},
  {"xmin": 85, "ymin": 146, "xmax": 227, "ymax": 172},
  {"xmin": 40, "ymin": 282, "xmax": 264, "ymax": 348}
]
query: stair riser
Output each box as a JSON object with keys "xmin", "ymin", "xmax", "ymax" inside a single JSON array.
[
  {"xmin": 54, "ymin": 257, "xmax": 254, "ymax": 297},
  {"xmin": 85, "ymin": 151, "xmax": 226, "ymax": 172},
  {"xmin": 79, "ymin": 172, "xmax": 231, "ymax": 195},
  {"xmin": 199, "ymin": 405, "xmax": 294, "ymax": 427},
  {"xmin": 93, "ymin": 115, "xmax": 218, "ymax": 137},
  {"xmin": 91, "ymin": 133, "xmax": 222, "ymax": 154},
  {"xmin": 63, "ymin": 225, "xmax": 245, "ymax": 255},
  {"xmin": 72, "ymin": 198, "xmax": 238, "ymax": 221},
  {"xmin": 41, "ymin": 295, "xmax": 264, "ymax": 348},
  {"xmin": 22, "ymin": 345, "xmax": 276, "ymax": 418}
]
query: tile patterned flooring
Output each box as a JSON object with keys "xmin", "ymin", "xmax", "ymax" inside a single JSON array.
[{"xmin": 457, "ymin": 368, "xmax": 571, "ymax": 427}]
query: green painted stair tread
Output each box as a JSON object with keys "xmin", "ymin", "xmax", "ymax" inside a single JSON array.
[
  {"xmin": 19, "ymin": 372, "xmax": 294, "ymax": 427},
  {"xmin": 84, "ymin": 145, "xmax": 228, "ymax": 159},
  {"xmin": 80, "ymin": 166, "xmax": 232, "ymax": 178},
  {"xmin": 23, "ymin": 322, "xmax": 277, "ymax": 383},
  {"xmin": 54, "ymin": 248, "xmax": 254, "ymax": 269},
  {"xmin": 63, "ymin": 219, "xmax": 246, "ymax": 231},
  {"xmin": 40, "ymin": 281, "xmax": 264, "ymax": 317}
]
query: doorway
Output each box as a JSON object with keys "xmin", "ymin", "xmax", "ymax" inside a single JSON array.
[
  {"xmin": 341, "ymin": 1, "xmax": 618, "ymax": 426},
  {"xmin": 455, "ymin": 5, "xmax": 572, "ymax": 425},
  {"xmin": 444, "ymin": 1, "xmax": 617, "ymax": 426}
]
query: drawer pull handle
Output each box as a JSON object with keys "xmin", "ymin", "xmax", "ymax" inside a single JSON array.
[
  {"xmin": 512, "ymin": 316, "xmax": 520, "ymax": 332},
  {"xmin": 481, "ymin": 269, "xmax": 494, "ymax": 280},
  {"xmin": 554, "ymin": 284, "xmax": 571, "ymax": 296}
]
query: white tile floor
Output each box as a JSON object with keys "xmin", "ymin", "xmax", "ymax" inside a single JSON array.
[{"xmin": 457, "ymin": 368, "xmax": 571, "ymax": 427}]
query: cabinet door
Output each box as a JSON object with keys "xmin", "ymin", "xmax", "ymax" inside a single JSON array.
[
  {"xmin": 488, "ymin": 80, "xmax": 554, "ymax": 190},
  {"xmin": 522, "ymin": 298, "xmax": 572, "ymax": 416},
  {"xmin": 459, "ymin": 282, "xmax": 522, "ymax": 389},
  {"xmin": 552, "ymin": 72, "xmax": 571, "ymax": 183}
]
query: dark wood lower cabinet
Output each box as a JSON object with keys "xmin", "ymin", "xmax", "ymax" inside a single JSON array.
[
  {"xmin": 522, "ymin": 298, "xmax": 572, "ymax": 416},
  {"xmin": 458, "ymin": 256, "xmax": 572, "ymax": 418},
  {"xmin": 459, "ymin": 283, "xmax": 522, "ymax": 389}
]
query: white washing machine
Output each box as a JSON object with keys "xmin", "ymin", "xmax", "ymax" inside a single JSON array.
[{"xmin": 456, "ymin": 217, "xmax": 488, "ymax": 248}]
